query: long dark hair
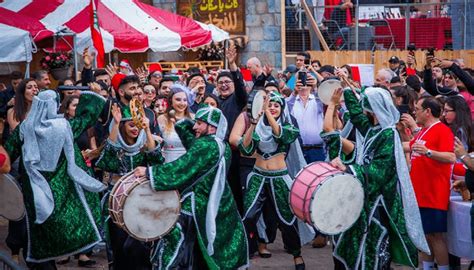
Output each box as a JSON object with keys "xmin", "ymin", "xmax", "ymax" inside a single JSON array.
[
  {"xmin": 163, "ymin": 88, "xmax": 191, "ymax": 133},
  {"xmin": 444, "ymin": 96, "xmax": 474, "ymax": 150},
  {"xmin": 13, "ymin": 78, "xmax": 36, "ymax": 122},
  {"xmin": 59, "ymin": 95, "xmax": 80, "ymax": 119}
]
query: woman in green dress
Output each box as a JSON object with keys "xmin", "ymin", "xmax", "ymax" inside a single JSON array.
[
  {"xmin": 95, "ymin": 103, "xmax": 163, "ymax": 270},
  {"xmin": 4, "ymin": 89, "xmax": 106, "ymax": 268},
  {"xmin": 239, "ymin": 91, "xmax": 305, "ymax": 270}
]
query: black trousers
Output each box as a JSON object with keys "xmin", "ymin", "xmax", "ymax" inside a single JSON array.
[
  {"xmin": 6, "ymin": 217, "xmax": 27, "ymax": 255},
  {"xmin": 243, "ymin": 182, "xmax": 301, "ymax": 257},
  {"xmin": 228, "ymin": 150, "xmax": 243, "ymax": 215},
  {"xmin": 162, "ymin": 214, "xmax": 208, "ymax": 270},
  {"xmin": 239, "ymin": 158, "xmax": 278, "ymax": 254},
  {"xmin": 108, "ymin": 221, "xmax": 151, "ymax": 270}
]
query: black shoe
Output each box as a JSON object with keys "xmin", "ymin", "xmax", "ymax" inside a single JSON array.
[
  {"xmin": 258, "ymin": 251, "xmax": 272, "ymax": 258},
  {"xmin": 57, "ymin": 257, "xmax": 70, "ymax": 265},
  {"xmin": 294, "ymin": 256, "xmax": 305, "ymax": 270},
  {"xmin": 78, "ymin": 259, "xmax": 97, "ymax": 268}
]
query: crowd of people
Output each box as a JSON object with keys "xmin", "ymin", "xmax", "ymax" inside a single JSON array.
[{"xmin": 0, "ymin": 45, "xmax": 473, "ymax": 270}]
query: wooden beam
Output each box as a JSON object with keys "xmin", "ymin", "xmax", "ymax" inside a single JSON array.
[{"xmin": 300, "ymin": 0, "xmax": 329, "ymax": 51}]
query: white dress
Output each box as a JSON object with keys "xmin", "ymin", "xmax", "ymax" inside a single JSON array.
[{"xmin": 159, "ymin": 121, "xmax": 186, "ymax": 163}]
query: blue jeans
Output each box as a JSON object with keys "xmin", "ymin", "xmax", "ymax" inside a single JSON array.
[{"xmin": 302, "ymin": 148, "xmax": 326, "ymax": 164}]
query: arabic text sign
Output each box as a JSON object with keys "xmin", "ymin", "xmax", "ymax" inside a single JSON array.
[{"xmin": 177, "ymin": 0, "xmax": 245, "ymax": 35}]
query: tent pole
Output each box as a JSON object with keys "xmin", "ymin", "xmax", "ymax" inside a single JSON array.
[
  {"xmin": 73, "ymin": 33, "xmax": 79, "ymax": 81},
  {"xmin": 25, "ymin": 62, "xmax": 31, "ymax": 78}
]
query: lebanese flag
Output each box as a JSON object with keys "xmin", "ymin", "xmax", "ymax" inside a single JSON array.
[{"xmin": 90, "ymin": 0, "xmax": 105, "ymax": 68}]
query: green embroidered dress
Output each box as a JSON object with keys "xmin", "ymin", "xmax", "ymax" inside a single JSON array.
[
  {"xmin": 148, "ymin": 119, "xmax": 248, "ymax": 270},
  {"xmin": 96, "ymin": 139, "xmax": 164, "ymax": 175},
  {"xmin": 5, "ymin": 92, "xmax": 106, "ymax": 262},
  {"xmin": 239, "ymin": 122, "xmax": 300, "ymax": 225},
  {"xmin": 332, "ymin": 89, "xmax": 420, "ymax": 269}
]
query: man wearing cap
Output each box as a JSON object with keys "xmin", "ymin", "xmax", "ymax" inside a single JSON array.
[
  {"xmin": 134, "ymin": 106, "xmax": 248, "ymax": 269},
  {"xmin": 389, "ymin": 56, "xmax": 401, "ymax": 76}
]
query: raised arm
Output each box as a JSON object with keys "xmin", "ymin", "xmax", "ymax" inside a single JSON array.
[
  {"xmin": 343, "ymin": 88, "xmax": 371, "ymax": 136},
  {"xmin": 149, "ymin": 139, "xmax": 218, "ymax": 192},
  {"xmin": 69, "ymin": 86, "xmax": 106, "ymax": 138}
]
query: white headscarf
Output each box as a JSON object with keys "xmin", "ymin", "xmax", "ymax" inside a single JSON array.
[
  {"xmin": 361, "ymin": 87, "xmax": 429, "ymax": 254},
  {"xmin": 20, "ymin": 90, "xmax": 105, "ymax": 224}
]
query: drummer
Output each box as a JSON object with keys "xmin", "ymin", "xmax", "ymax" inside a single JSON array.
[
  {"xmin": 239, "ymin": 91, "xmax": 306, "ymax": 270},
  {"xmin": 95, "ymin": 104, "xmax": 163, "ymax": 270},
  {"xmin": 134, "ymin": 105, "xmax": 248, "ymax": 269},
  {"xmin": 328, "ymin": 85, "xmax": 429, "ymax": 269},
  {"xmin": 0, "ymin": 145, "xmax": 10, "ymax": 173}
]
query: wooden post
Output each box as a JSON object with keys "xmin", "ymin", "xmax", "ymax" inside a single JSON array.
[
  {"xmin": 300, "ymin": 0, "xmax": 329, "ymax": 51},
  {"xmin": 281, "ymin": 0, "xmax": 287, "ymax": 69}
]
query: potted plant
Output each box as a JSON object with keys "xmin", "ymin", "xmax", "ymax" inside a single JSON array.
[{"xmin": 40, "ymin": 51, "xmax": 73, "ymax": 80}]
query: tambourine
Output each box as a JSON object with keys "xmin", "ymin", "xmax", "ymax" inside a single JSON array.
[
  {"xmin": 130, "ymin": 98, "xmax": 146, "ymax": 129},
  {"xmin": 318, "ymin": 77, "xmax": 343, "ymax": 105},
  {"xmin": 247, "ymin": 89, "xmax": 266, "ymax": 120}
]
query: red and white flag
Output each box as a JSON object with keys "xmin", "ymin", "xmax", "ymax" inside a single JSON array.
[{"xmin": 90, "ymin": 0, "xmax": 105, "ymax": 68}]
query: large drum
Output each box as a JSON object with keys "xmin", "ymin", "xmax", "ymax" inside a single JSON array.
[
  {"xmin": 109, "ymin": 172, "xmax": 180, "ymax": 242},
  {"xmin": 290, "ymin": 162, "xmax": 364, "ymax": 235},
  {"xmin": 0, "ymin": 174, "xmax": 25, "ymax": 221}
]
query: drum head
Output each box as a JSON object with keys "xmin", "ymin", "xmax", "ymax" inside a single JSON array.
[
  {"xmin": 251, "ymin": 90, "xmax": 265, "ymax": 119},
  {"xmin": 318, "ymin": 79, "xmax": 343, "ymax": 105},
  {"xmin": 310, "ymin": 174, "xmax": 364, "ymax": 235},
  {"xmin": 0, "ymin": 174, "xmax": 25, "ymax": 221},
  {"xmin": 123, "ymin": 182, "xmax": 180, "ymax": 241}
]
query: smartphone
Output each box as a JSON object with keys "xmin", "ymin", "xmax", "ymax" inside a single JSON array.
[
  {"xmin": 407, "ymin": 44, "xmax": 416, "ymax": 56},
  {"xmin": 298, "ymin": 71, "xmax": 307, "ymax": 86},
  {"xmin": 427, "ymin": 47, "xmax": 435, "ymax": 57}
]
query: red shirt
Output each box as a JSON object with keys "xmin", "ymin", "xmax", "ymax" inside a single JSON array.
[
  {"xmin": 409, "ymin": 122, "xmax": 454, "ymax": 210},
  {"xmin": 0, "ymin": 153, "xmax": 5, "ymax": 168}
]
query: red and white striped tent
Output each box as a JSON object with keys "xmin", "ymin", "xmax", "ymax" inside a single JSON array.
[{"xmin": 0, "ymin": 0, "xmax": 229, "ymax": 62}]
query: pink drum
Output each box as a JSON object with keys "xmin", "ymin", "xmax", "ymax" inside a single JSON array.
[
  {"xmin": 290, "ymin": 162, "xmax": 364, "ymax": 235},
  {"xmin": 109, "ymin": 171, "xmax": 180, "ymax": 242}
]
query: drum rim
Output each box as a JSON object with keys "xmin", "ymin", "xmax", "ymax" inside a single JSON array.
[
  {"xmin": 308, "ymin": 173, "xmax": 364, "ymax": 235},
  {"xmin": 108, "ymin": 171, "xmax": 145, "ymax": 225},
  {"xmin": 318, "ymin": 79, "xmax": 343, "ymax": 105},
  {"xmin": 122, "ymin": 183, "xmax": 181, "ymax": 242},
  {"xmin": 290, "ymin": 161, "xmax": 339, "ymax": 222},
  {"xmin": 247, "ymin": 89, "xmax": 266, "ymax": 120},
  {"xmin": 0, "ymin": 174, "xmax": 26, "ymax": 221}
]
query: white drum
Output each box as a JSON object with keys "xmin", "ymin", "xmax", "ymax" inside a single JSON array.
[
  {"xmin": 109, "ymin": 172, "xmax": 180, "ymax": 242},
  {"xmin": 290, "ymin": 162, "xmax": 364, "ymax": 235},
  {"xmin": 0, "ymin": 174, "xmax": 25, "ymax": 221},
  {"xmin": 318, "ymin": 78, "xmax": 343, "ymax": 105}
]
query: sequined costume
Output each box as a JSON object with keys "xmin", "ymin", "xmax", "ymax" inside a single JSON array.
[
  {"xmin": 4, "ymin": 91, "xmax": 106, "ymax": 262},
  {"xmin": 331, "ymin": 88, "xmax": 429, "ymax": 269},
  {"xmin": 238, "ymin": 113, "xmax": 303, "ymax": 256},
  {"xmin": 148, "ymin": 107, "xmax": 248, "ymax": 270},
  {"xmin": 95, "ymin": 106, "xmax": 164, "ymax": 270}
]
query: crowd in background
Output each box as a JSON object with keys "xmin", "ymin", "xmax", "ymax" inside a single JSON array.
[{"xmin": 0, "ymin": 44, "xmax": 474, "ymax": 269}]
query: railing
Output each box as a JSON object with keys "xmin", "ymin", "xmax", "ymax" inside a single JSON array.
[{"xmin": 285, "ymin": 1, "xmax": 472, "ymax": 53}]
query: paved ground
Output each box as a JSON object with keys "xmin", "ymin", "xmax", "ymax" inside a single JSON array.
[{"xmin": 1, "ymin": 218, "xmax": 470, "ymax": 269}]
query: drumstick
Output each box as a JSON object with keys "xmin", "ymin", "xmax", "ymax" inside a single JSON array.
[{"xmin": 335, "ymin": 66, "xmax": 360, "ymax": 100}]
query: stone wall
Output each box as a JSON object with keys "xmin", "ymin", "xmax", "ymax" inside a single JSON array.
[
  {"xmin": 242, "ymin": 0, "xmax": 282, "ymax": 69},
  {"xmin": 151, "ymin": 0, "xmax": 283, "ymax": 69}
]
